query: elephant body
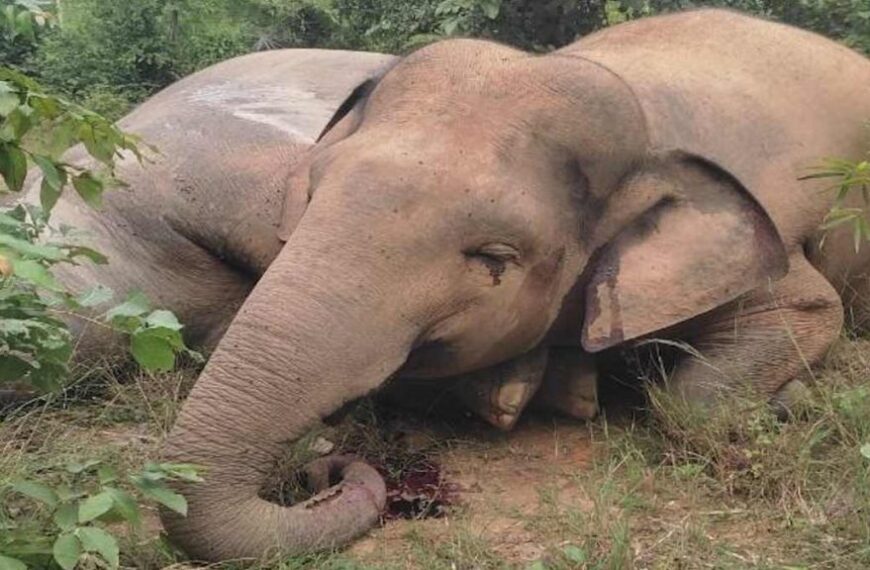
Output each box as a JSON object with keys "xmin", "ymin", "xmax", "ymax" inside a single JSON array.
[
  {"xmin": 17, "ymin": 49, "xmax": 396, "ymax": 355},
  {"xmin": 10, "ymin": 8, "xmax": 870, "ymax": 562}
]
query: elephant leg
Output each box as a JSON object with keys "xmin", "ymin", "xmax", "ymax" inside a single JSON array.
[
  {"xmin": 532, "ymin": 347, "xmax": 599, "ymax": 420},
  {"xmin": 667, "ymin": 254, "xmax": 843, "ymax": 411},
  {"xmin": 452, "ymin": 346, "xmax": 549, "ymax": 431}
]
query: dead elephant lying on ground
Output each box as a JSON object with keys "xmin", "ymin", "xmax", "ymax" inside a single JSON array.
[{"xmin": 11, "ymin": 7, "xmax": 870, "ymax": 563}]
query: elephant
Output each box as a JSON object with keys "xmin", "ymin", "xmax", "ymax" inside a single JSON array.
[{"xmin": 9, "ymin": 7, "xmax": 870, "ymax": 563}]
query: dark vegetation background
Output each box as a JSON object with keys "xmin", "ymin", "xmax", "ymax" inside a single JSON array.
[{"xmin": 3, "ymin": 0, "xmax": 869, "ymax": 120}]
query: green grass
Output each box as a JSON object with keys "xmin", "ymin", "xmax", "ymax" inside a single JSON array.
[{"xmin": 3, "ymin": 338, "xmax": 870, "ymax": 569}]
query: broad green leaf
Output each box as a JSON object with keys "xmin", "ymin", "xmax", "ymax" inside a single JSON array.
[
  {"xmin": 4, "ymin": 105, "xmax": 32, "ymax": 141},
  {"xmin": 0, "ymin": 234, "xmax": 65, "ymax": 260},
  {"xmin": 134, "ymin": 479, "xmax": 188, "ymax": 515},
  {"xmin": 104, "ymin": 486, "xmax": 142, "ymax": 527},
  {"xmin": 77, "ymin": 123, "xmax": 115, "ymax": 166},
  {"xmin": 78, "ymin": 491, "xmax": 114, "ymax": 523},
  {"xmin": 104, "ymin": 291, "xmax": 149, "ymax": 320},
  {"xmin": 32, "ymin": 155, "xmax": 65, "ymax": 212},
  {"xmin": 76, "ymin": 285, "xmax": 113, "ymax": 307},
  {"xmin": 153, "ymin": 462, "xmax": 205, "ymax": 483},
  {"xmin": 0, "ymin": 555, "xmax": 27, "ymax": 570},
  {"xmin": 861, "ymin": 443, "xmax": 870, "ymax": 459},
  {"xmin": 29, "ymin": 92, "xmax": 60, "ymax": 119},
  {"xmin": 131, "ymin": 329, "xmax": 175, "ymax": 372},
  {"xmin": 0, "ymin": 91, "xmax": 19, "ymax": 116},
  {"xmin": 0, "ymin": 144, "xmax": 27, "ymax": 192},
  {"xmin": 52, "ymin": 533, "xmax": 81, "ymax": 570},
  {"xmin": 0, "ymin": 356, "xmax": 30, "ymax": 382},
  {"xmin": 97, "ymin": 464, "xmax": 117, "ymax": 484},
  {"xmin": 12, "ymin": 480, "xmax": 58, "ymax": 507},
  {"xmin": 29, "ymin": 361, "xmax": 68, "ymax": 393},
  {"xmin": 76, "ymin": 527, "xmax": 119, "ymax": 569},
  {"xmin": 53, "ymin": 502, "xmax": 79, "ymax": 531},
  {"xmin": 12, "ymin": 259, "xmax": 62, "ymax": 291},
  {"xmin": 71, "ymin": 173, "xmax": 103, "ymax": 207},
  {"xmin": 144, "ymin": 309, "xmax": 183, "ymax": 331},
  {"xmin": 40, "ymin": 176, "xmax": 61, "ymax": 213}
]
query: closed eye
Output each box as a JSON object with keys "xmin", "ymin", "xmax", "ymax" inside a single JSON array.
[{"xmin": 464, "ymin": 243, "xmax": 521, "ymax": 265}]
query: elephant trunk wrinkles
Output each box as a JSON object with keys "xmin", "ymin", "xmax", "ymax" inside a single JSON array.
[{"xmin": 160, "ymin": 242, "xmax": 415, "ymax": 561}]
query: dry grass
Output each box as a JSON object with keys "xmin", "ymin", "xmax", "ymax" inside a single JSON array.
[{"xmin": 2, "ymin": 338, "xmax": 870, "ymax": 569}]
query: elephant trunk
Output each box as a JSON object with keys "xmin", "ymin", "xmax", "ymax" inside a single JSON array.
[{"xmin": 160, "ymin": 240, "xmax": 416, "ymax": 561}]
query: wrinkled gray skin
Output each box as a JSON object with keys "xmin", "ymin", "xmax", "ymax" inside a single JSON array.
[{"xmin": 11, "ymin": 9, "xmax": 870, "ymax": 562}]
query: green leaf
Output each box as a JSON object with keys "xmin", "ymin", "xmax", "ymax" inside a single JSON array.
[
  {"xmin": 861, "ymin": 443, "xmax": 870, "ymax": 459},
  {"xmin": 76, "ymin": 527, "xmax": 119, "ymax": 569},
  {"xmin": 0, "ymin": 144, "xmax": 27, "ymax": 192},
  {"xmin": 40, "ymin": 176, "xmax": 61, "ymax": 213},
  {"xmin": 144, "ymin": 309, "xmax": 183, "ymax": 331},
  {"xmin": 0, "ymin": 555, "xmax": 28, "ymax": 570},
  {"xmin": 0, "ymin": 356, "xmax": 31, "ymax": 382},
  {"xmin": 0, "ymin": 234, "xmax": 66, "ymax": 261},
  {"xmin": 12, "ymin": 259, "xmax": 62, "ymax": 291},
  {"xmin": 65, "ymin": 459, "xmax": 101, "ymax": 474},
  {"xmin": 77, "ymin": 122, "xmax": 116, "ymax": 166},
  {"xmin": 71, "ymin": 173, "xmax": 103, "ymax": 207},
  {"xmin": 131, "ymin": 329, "xmax": 175, "ymax": 372},
  {"xmin": 104, "ymin": 291, "xmax": 149, "ymax": 320},
  {"xmin": 53, "ymin": 502, "xmax": 79, "ymax": 531},
  {"xmin": 76, "ymin": 285, "xmax": 113, "ymax": 308},
  {"xmin": 52, "ymin": 533, "xmax": 81, "ymax": 570},
  {"xmin": 78, "ymin": 491, "xmax": 114, "ymax": 523},
  {"xmin": 0, "ymin": 92, "xmax": 19, "ymax": 117},
  {"xmin": 103, "ymin": 486, "xmax": 142, "ymax": 527},
  {"xmin": 97, "ymin": 464, "xmax": 117, "ymax": 484},
  {"xmin": 32, "ymin": 155, "xmax": 65, "ymax": 213},
  {"xmin": 563, "ymin": 545, "xmax": 587, "ymax": 563},
  {"xmin": 479, "ymin": 0, "xmax": 501, "ymax": 19},
  {"xmin": 155, "ymin": 462, "xmax": 205, "ymax": 483},
  {"xmin": 133, "ymin": 478, "xmax": 188, "ymax": 515},
  {"xmin": 14, "ymin": 9, "xmax": 34, "ymax": 42},
  {"xmin": 12, "ymin": 480, "xmax": 59, "ymax": 508}
]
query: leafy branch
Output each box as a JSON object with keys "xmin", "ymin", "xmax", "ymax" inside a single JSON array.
[{"xmin": 1, "ymin": 461, "xmax": 203, "ymax": 570}]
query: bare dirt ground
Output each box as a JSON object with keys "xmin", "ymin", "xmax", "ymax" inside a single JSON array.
[{"xmin": 351, "ymin": 416, "xmax": 597, "ymax": 567}]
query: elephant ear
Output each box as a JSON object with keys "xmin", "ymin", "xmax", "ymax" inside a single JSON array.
[
  {"xmin": 278, "ymin": 73, "xmax": 390, "ymax": 241},
  {"xmin": 581, "ymin": 155, "xmax": 789, "ymax": 352}
]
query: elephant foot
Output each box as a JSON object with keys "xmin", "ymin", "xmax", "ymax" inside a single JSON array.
[
  {"xmin": 532, "ymin": 348, "xmax": 599, "ymax": 421},
  {"xmin": 452, "ymin": 347, "xmax": 548, "ymax": 430}
]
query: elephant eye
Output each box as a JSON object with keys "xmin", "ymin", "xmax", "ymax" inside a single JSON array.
[
  {"xmin": 464, "ymin": 243, "xmax": 520, "ymax": 286},
  {"xmin": 469, "ymin": 243, "xmax": 520, "ymax": 264}
]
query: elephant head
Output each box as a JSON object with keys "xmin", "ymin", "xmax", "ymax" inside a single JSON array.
[{"xmin": 161, "ymin": 38, "xmax": 787, "ymax": 560}]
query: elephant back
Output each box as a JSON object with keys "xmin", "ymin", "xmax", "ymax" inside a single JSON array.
[
  {"xmin": 565, "ymin": 9, "xmax": 870, "ymax": 249},
  {"xmin": 116, "ymin": 49, "xmax": 398, "ymax": 274}
]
